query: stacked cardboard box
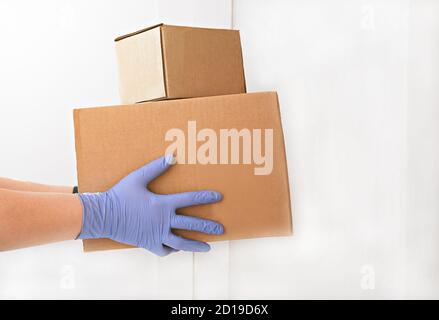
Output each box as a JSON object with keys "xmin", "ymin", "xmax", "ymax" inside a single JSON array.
[{"xmin": 74, "ymin": 23, "xmax": 292, "ymax": 252}]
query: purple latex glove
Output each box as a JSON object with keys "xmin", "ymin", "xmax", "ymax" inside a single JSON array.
[{"xmin": 77, "ymin": 155, "xmax": 224, "ymax": 256}]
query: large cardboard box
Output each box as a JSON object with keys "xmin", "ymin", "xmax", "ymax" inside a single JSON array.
[
  {"xmin": 74, "ymin": 92, "xmax": 292, "ymax": 252},
  {"xmin": 115, "ymin": 23, "xmax": 247, "ymax": 104}
]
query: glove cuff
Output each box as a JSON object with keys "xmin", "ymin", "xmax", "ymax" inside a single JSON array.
[{"xmin": 76, "ymin": 192, "xmax": 112, "ymax": 240}]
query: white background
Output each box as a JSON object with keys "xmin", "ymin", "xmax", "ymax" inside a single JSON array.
[{"xmin": 0, "ymin": 0, "xmax": 438, "ymax": 299}]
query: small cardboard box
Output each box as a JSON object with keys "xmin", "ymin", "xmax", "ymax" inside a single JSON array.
[
  {"xmin": 74, "ymin": 92, "xmax": 292, "ymax": 252},
  {"xmin": 115, "ymin": 23, "xmax": 247, "ymax": 104}
]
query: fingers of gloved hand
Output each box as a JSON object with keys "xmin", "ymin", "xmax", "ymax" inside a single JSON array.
[
  {"xmin": 134, "ymin": 155, "xmax": 174, "ymax": 185},
  {"xmin": 149, "ymin": 244, "xmax": 178, "ymax": 257},
  {"xmin": 163, "ymin": 233, "xmax": 211, "ymax": 252},
  {"xmin": 171, "ymin": 214, "xmax": 224, "ymax": 235},
  {"xmin": 169, "ymin": 190, "xmax": 223, "ymax": 209}
]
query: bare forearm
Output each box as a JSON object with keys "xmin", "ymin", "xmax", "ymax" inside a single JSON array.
[
  {"xmin": 0, "ymin": 188, "xmax": 82, "ymax": 251},
  {"xmin": 0, "ymin": 177, "xmax": 73, "ymax": 193}
]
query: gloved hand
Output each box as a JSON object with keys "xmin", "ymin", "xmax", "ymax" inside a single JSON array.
[{"xmin": 77, "ymin": 155, "xmax": 224, "ymax": 256}]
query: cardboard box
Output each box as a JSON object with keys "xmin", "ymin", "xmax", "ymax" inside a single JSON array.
[
  {"xmin": 74, "ymin": 92, "xmax": 292, "ymax": 252},
  {"xmin": 115, "ymin": 23, "xmax": 246, "ymax": 104}
]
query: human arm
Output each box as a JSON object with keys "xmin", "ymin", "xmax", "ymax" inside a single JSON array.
[
  {"xmin": 0, "ymin": 177, "xmax": 73, "ymax": 193},
  {"xmin": 0, "ymin": 189, "xmax": 82, "ymax": 251},
  {"xmin": 0, "ymin": 155, "xmax": 224, "ymax": 255}
]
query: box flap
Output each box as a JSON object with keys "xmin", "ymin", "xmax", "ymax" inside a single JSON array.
[{"xmin": 115, "ymin": 23, "xmax": 163, "ymax": 42}]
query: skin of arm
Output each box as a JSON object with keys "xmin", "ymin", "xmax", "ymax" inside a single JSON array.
[
  {"xmin": 0, "ymin": 188, "xmax": 82, "ymax": 251},
  {"xmin": 0, "ymin": 177, "xmax": 73, "ymax": 194},
  {"xmin": 0, "ymin": 157, "xmax": 223, "ymax": 255}
]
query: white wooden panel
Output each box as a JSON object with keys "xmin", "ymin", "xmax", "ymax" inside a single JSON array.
[
  {"xmin": 405, "ymin": 0, "xmax": 439, "ymax": 299},
  {"xmin": 0, "ymin": 243, "xmax": 161, "ymax": 299},
  {"xmin": 158, "ymin": 0, "xmax": 232, "ymax": 29},
  {"xmin": 157, "ymin": 252, "xmax": 194, "ymax": 299},
  {"xmin": 232, "ymin": 0, "xmax": 417, "ymax": 299},
  {"xmin": 194, "ymin": 242, "xmax": 230, "ymax": 299}
]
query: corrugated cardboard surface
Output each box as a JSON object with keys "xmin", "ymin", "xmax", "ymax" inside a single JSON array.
[
  {"xmin": 74, "ymin": 92, "xmax": 292, "ymax": 252},
  {"xmin": 116, "ymin": 26, "xmax": 166, "ymax": 103},
  {"xmin": 161, "ymin": 25, "xmax": 246, "ymax": 99},
  {"xmin": 115, "ymin": 24, "xmax": 246, "ymax": 103}
]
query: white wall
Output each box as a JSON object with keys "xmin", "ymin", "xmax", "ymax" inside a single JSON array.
[
  {"xmin": 405, "ymin": 0, "xmax": 439, "ymax": 299},
  {"xmin": 232, "ymin": 0, "xmax": 439, "ymax": 299},
  {"xmin": 0, "ymin": 0, "xmax": 439, "ymax": 299}
]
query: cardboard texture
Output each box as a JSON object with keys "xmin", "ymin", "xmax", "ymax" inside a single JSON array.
[
  {"xmin": 115, "ymin": 24, "xmax": 247, "ymax": 104},
  {"xmin": 74, "ymin": 92, "xmax": 292, "ymax": 252}
]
